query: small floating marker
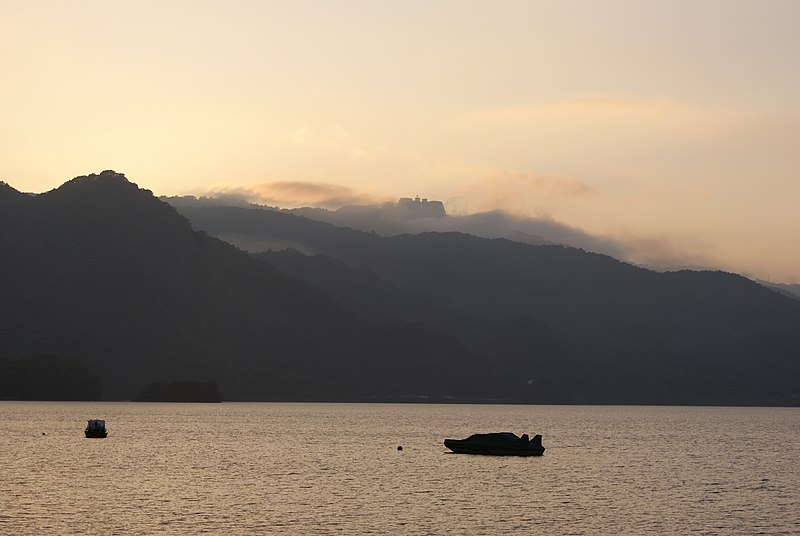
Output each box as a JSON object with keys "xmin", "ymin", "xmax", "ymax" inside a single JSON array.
[{"xmin": 397, "ymin": 445, "xmax": 403, "ymax": 451}]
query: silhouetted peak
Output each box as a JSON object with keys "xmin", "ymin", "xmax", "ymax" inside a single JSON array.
[
  {"xmin": 42, "ymin": 171, "xmax": 188, "ymax": 232},
  {"xmin": 50, "ymin": 170, "xmax": 158, "ymax": 205},
  {"xmin": 0, "ymin": 180, "xmax": 21, "ymax": 195},
  {"xmin": 0, "ymin": 180, "xmax": 26, "ymax": 206},
  {"xmin": 60, "ymin": 170, "xmax": 131, "ymax": 189}
]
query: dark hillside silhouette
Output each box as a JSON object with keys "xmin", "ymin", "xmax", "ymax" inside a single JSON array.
[
  {"xmin": 258, "ymin": 248, "xmax": 574, "ymax": 403},
  {"xmin": 2, "ymin": 173, "xmax": 798, "ymax": 404},
  {"xmin": 0, "ymin": 171, "xmax": 502, "ymax": 401},
  {"xmin": 176, "ymin": 204, "xmax": 800, "ymax": 406},
  {"xmin": 0, "ymin": 354, "xmax": 102, "ymax": 400}
]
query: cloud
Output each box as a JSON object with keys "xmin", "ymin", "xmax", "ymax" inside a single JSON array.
[
  {"xmin": 480, "ymin": 168, "xmax": 594, "ymax": 201},
  {"xmin": 193, "ymin": 177, "xmax": 725, "ymax": 276},
  {"xmin": 422, "ymin": 210, "xmax": 629, "ymax": 259},
  {"xmin": 611, "ymin": 232, "xmax": 719, "ymax": 273},
  {"xmin": 206, "ymin": 181, "xmax": 391, "ymax": 209},
  {"xmin": 557, "ymin": 96, "xmax": 677, "ymax": 116},
  {"xmin": 460, "ymin": 214, "xmax": 720, "ymax": 273},
  {"xmin": 274, "ymin": 184, "xmax": 710, "ymax": 272},
  {"xmin": 472, "ymin": 95, "xmax": 681, "ymax": 124}
]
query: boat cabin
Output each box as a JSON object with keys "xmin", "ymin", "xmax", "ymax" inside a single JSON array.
[{"xmin": 85, "ymin": 419, "xmax": 108, "ymax": 438}]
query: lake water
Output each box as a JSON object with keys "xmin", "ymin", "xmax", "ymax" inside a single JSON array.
[{"xmin": 1, "ymin": 402, "xmax": 798, "ymax": 535}]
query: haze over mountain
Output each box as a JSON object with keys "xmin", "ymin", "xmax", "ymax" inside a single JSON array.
[
  {"xmin": 0, "ymin": 172, "xmax": 501, "ymax": 401},
  {"xmin": 5, "ymin": 2, "xmax": 800, "ymax": 282},
  {"xmin": 174, "ymin": 197, "xmax": 800, "ymax": 406},
  {"xmin": 165, "ymin": 194, "xmax": 708, "ymax": 274},
  {"xmin": 3, "ymin": 172, "xmax": 800, "ymax": 405}
]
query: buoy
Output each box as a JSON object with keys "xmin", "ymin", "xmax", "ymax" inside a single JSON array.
[{"xmin": 397, "ymin": 445, "xmax": 403, "ymax": 451}]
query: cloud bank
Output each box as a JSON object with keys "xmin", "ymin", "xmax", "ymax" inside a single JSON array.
[
  {"xmin": 205, "ymin": 181, "xmax": 392, "ymax": 210},
  {"xmin": 191, "ymin": 180, "xmax": 719, "ymax": 274}
]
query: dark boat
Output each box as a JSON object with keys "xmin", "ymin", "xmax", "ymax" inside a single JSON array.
[
  {"xmin": 84, "ymin": 419, "xmax": 108, "ymax": 438},
  {"xmin": 444, "ymin": 432, "xmax": 544, "ymax": 456}
]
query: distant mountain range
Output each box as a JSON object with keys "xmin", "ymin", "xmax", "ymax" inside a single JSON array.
[{"xmin": 2, "ymin": 171, "xmax": 799, "ymax": 405}]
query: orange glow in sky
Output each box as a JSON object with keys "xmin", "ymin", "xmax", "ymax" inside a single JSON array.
[{"xmin": 2, "ymin": 0, "xmax": 799, "ymax": 282}]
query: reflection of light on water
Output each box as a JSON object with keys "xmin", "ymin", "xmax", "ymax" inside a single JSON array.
[{"xmin": 0, "ymin": 402, "xmax": 798, "ymax": 535}]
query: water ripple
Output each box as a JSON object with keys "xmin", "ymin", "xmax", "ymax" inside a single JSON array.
[{"xmin": 1, "ymin": 402, "xmax": 798, "ymax": 535}]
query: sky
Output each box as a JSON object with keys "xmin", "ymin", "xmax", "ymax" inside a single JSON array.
[{"xmin": 2, "ymin": 0, "xmax": 799, "ymax": 282}]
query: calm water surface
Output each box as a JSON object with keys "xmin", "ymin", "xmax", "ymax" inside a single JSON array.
[{"xmin": 1, "ymin": 402, "xmax": 798, "ymax": 535}]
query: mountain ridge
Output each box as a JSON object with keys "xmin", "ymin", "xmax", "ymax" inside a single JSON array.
[
  {"xmin": 174, "ymin": 202, "xmax": 800, "ymax": 406},
  {"xmin": 2, "ymin": 172, "xmax": 799, "ymax": 405},
  {"xmin": 1, "ymin": 172, "xmax": 501, "ymax": 401}
]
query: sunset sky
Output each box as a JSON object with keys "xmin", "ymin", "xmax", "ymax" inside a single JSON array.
[{"xmin": 2, "ymin": 1, "xmax": 799, "ymax": 282}]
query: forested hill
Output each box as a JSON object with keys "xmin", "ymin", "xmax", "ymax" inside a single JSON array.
[
  {"xmin": 0, "ymin": 172, "xmax": 501, "ymax": 401},
  {"xmin": 177, "ymin": 203, "xmax": 800, "ymax": 406},
  {"xmin": 1, "ymin": 172, "xmax": 799, "ymax": 405}
]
